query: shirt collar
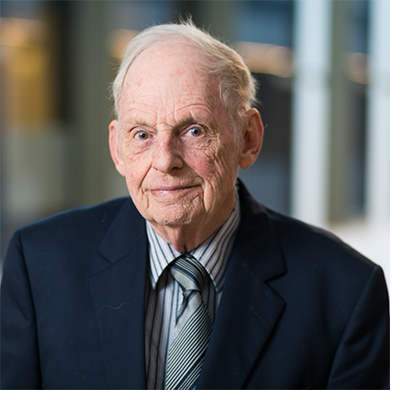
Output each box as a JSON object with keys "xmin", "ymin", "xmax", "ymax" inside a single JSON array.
[{"xmin": 146, "ymin": 188, "xmax": 240, "ymax": 292}]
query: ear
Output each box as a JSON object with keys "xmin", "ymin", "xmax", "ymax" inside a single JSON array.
[
  {"xmin": 238, "ymin": 108, "xmax": 264, "ymax": 169},
  {"xmin": 108, "ymin": 119, "xmax": 126, "ymax": 177}
]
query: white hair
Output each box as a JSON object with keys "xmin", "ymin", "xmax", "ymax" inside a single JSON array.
[{"xmin": 111, "ymin": 20, "xmax": 257, "ymax": 127}]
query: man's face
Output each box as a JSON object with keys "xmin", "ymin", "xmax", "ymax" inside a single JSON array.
[{"xmin": 109, "ymin": 42, "xmax": 246, "ymax": 238}]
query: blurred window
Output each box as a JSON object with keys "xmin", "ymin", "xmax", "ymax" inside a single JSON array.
[{"xmin": 0, "ymin": 0, "xmax": 378, "ymax": 259}]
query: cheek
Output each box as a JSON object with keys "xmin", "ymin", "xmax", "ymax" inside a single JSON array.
[
  {"xmin": 123, "ymin": 152, "xmax": 151, "ymax": 190},
  {"xmin": 189, "ymin": 145, "xmax": 238, "ymax": 188}
]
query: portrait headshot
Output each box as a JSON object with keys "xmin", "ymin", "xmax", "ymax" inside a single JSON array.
[{"xmin": 0, "ymin": 0, "xmax": 390, "ymax": 390}]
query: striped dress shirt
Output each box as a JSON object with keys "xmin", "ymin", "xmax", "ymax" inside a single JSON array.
[{"xmin": 144, "ymin": 190, "xmax": 240, "ymax": 390}]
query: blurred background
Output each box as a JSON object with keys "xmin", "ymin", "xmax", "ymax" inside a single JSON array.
[{"xmin": 0, "ymin": 0, "xmax": 390, "ymax": 287}]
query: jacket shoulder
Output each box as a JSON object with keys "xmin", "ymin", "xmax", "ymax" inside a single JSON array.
[
  {"xmin": 237, "ymin": 179, "xmax": 379, "ymax": 276},
  {"xmin": 267, "ymin": 207, "xmax": 377, "ymax": 267},
  {"xmin": 15, "ymin": 197, "xmax": 134, "ymax": 247}
]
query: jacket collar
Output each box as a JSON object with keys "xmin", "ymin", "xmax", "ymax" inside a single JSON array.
[
  {"xmin": 89, "ymin": 198, "xmax": 148, "ymax": 389},
  {"xmin": 89, "ymin": 181, "xmax": 287, "ymax": 389},
  {"xmin": 196, "ymin": 180, "xmax": 287, "ymax": 389}
]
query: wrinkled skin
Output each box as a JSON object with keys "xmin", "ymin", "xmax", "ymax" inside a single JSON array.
[{"xmin": 109, "ymin": 39, "xmax": 264, "ymax": 252}]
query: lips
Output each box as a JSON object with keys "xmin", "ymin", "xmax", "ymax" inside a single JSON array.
[
  {"xmin": 150, "ymin": 185, "xmax": 193, "ymax": 194},
  {"xmin": 148, "ymin": 184, "xmax": 200, "ymax": 200}
]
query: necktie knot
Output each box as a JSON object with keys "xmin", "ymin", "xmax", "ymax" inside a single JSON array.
[
  {"xmin": 170, "ymin": 254, "xmax": 208, "ymax": 320},
  {"xmin": 170, "ymin": 254, "xmax": 207, "ymax": 293}
]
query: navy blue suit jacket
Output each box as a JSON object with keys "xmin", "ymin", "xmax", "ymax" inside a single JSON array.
[{"xmin": 1, "ymin": 182, "xmax": 389, "ymax": 389}]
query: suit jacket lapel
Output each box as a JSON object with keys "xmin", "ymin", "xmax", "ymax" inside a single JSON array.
[
  {"xmin": 86, "ymin": 183, "xmax": 286, "ymax": 390},
  {"xmin": 89, "ymin": 199, "xmax": 148, "ymax": 389},
  {"xmin": 197, "ymin": 183, "xmax": 287, "ymax": 390}
]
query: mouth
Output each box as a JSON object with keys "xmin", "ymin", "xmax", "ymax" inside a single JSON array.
[
  {"xmin": 150, "ymin": 185, "xmax": 195, "ymax": 196},
  {"xmin": 147, "ymin": 184, "xmax": 202, "ymax": 202}
]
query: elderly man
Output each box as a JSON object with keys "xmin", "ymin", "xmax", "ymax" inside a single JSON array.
[{"xmin": 1, "ymin": 21, "xmax": 389, "ymax": 390}]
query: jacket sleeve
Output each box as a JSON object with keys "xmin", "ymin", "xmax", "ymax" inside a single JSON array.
[
  {"xmin": 1, "ymin": 231, "xmax": 42, "ymax": 389},
  {"xmin": 326, "ymin": 265, "xmax": 390, "ymax": 389}
]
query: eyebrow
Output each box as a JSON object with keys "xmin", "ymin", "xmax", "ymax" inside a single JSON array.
[
  {"xmin": 121, "ymin": 117, "xmax": 154, "ymax": 133},
  {"xmin": 174, "ymin": 108, "xmax": 218, "ymax": 129},
  {"xmin": 176, "ymin": 116, "xmax": 202, "ymax": 128},
  {"xmin": 122, "ymin": 114, "xmax": 215, "ymax": 132}
]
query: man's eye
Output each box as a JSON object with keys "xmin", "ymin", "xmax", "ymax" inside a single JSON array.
[
  {"xmin": 134, "ymin": 131, "xmax": 149, "ymax": 140},
  {"xmin": 187, "ymin": 127, "xmax": 203, "ymax": 137}
]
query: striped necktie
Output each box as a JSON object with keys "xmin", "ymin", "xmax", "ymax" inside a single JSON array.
[{"xmin": 165, "ymin": 254, "xmax": 213, "ymax": 390}]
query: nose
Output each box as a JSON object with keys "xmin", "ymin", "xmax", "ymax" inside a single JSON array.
[{"xmin": 151, "ymin": 133, "xmax": 184, "ymax": 173}]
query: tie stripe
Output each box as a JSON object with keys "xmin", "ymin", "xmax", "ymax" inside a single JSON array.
[
  {"xmin": 174, "ymin": 256, "xmax": 207, "ymax": 287},
  {"xmin": 165, "ymin": 254, "xmax": 212, "ymax": 390},
  {"xmin": 145, "ymin": 190, "xmax": 240, "ymax": 390}
]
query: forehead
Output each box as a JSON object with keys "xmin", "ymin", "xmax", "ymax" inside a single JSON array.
[{"xmin": 118, "ymin": 41, "xmax": 222, "ymax": 121}]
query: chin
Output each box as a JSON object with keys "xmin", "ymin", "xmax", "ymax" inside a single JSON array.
[
  {"xmin": 147, "ymin": 197, "xmax": 205, "ymax": 225},
  {"xmin": 151, "ymin": 207, "xmax": 201, "ymax": 228},
  {"xmin": 155, "ymin": 214, "xmax": 195, "ymax": 227}
]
